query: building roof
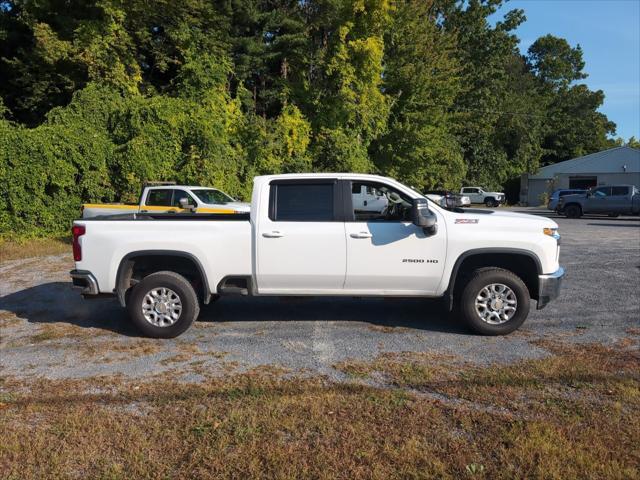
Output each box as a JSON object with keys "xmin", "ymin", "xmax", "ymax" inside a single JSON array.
[{"xmin": 529, "ymin": 146, "xmax": 640, "ymax": 179}]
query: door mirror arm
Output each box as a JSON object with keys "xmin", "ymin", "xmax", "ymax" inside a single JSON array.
[{"xmin": 423, "ymin": 224, "xmax": 438, "ymax": 236}]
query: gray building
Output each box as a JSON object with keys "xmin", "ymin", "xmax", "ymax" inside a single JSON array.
[{"xmin": 520, "ymin": 146, "xmax": 640, "ymax": 206}]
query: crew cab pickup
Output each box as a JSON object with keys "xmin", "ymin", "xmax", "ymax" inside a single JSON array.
[
  {"xmin": 460, "ymin": 187, "xmax": 505, "ymax": 207},
  {"xmin": 558, "ymin": 185, "xmax": 640, "ymax": 218},
  {"xmin": 70, "ymin": 174, "xmax": 564, "ymax": 338},
  {"xmin": 82, "ymin": 185, "xmax": 250, "ymax": 218}
]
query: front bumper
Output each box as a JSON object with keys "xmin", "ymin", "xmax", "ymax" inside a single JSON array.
[
  {"xmin": 537, "ymin": 267, "xmax": 565, "ymax": 309},
  {"xmin": 70, "ymin": 270, "xmax": 99, "ymax": 295}
]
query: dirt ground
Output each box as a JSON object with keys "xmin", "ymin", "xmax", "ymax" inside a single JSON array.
[
  {"xmin": 1, "ymin": 210, "xmax": 639, "ymax": 479},
  {"xmin": 1, "ymin": 210, "xmax": 638, "ymax": 382}
]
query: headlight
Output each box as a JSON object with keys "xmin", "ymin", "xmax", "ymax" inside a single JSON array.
[{"xmin": 543, "ymin": 227, "xmax": 561, "ymax": 242}]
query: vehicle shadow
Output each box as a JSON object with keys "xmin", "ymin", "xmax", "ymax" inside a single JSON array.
[
  {"xmin": 199, "ymin": 296, "xmax": 468, "ymax": 334},
  {"xmin": 0, "ymin": 282, "xmax": 137, "ymax": 336},
  {"xmin": 0, "ymin": 282, "xmax": 468, "ymax": 336},
  {"xmin": 516, "ymin": 210, "xmax": 640, "ymax": 222},
  {"xmin": 586, "ymin": 223, "xmax": 640, "ymax": 228}
]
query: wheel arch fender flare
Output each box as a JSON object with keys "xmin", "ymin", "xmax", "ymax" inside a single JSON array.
[
  {"xmin": 115, "ymin": 250, "xmax": 212, "ymax": 307},
  {"xmin": 444, "ymin": 248, "xmax": 543, "ymax": 311}
]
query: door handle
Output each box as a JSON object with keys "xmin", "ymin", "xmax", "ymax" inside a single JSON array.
[
  {"xmin": 350, "ymin": 232, "xmax": 373, "ymax": 239},
  {"xmin": 263, "ymin": 231, "xmax": 284, "ymax": 238}
]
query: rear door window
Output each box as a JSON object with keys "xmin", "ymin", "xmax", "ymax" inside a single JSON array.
[
  {"xmin": 611, "ymin": 186, "xmax": 629, "ymax": 196},
  {"xmin": 270, "ymin": 183, "xmax": 335, "ymax": 221},
  {"xmin": 146, "ymin": 189, "xmax": 173, "ymax": 206}
]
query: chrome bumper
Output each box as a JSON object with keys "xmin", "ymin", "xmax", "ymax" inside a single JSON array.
[
  {"xmin": 537, "ymin": 267, "xmax": 565, "ymax": 309},
  {"xmin": 70, "ymin": 270, "xmax": 99, "ymax": 295}
]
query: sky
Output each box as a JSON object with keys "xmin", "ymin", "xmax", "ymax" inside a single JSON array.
[{"xmin": 490, "ymin": 0, "xmax": 640, "ymax": 141}]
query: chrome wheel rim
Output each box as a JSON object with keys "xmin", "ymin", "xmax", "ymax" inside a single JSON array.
[
  {"xmin": 475, "ymin": 283, "xmax": 517, "ymax": 325},
  {"xmin": 141, "ymin": 287, "xmax": 182, "ymax": 327}
]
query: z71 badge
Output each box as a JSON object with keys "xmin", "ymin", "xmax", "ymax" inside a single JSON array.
[{"xmin": 455, "ymin": 218, "xmax": 479, "ymax": 224}]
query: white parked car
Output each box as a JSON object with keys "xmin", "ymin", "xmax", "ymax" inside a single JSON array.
[
  {"xmin": 82, "ymin": 185, "xmax": 250, "ymax": 218},
  {"xmin": 460, "ymin": 187, "xmax": 505, "ymax": 207},
  {"xmin": 71, "ymin": 173, "xmax": 564, "ymax": 338}
]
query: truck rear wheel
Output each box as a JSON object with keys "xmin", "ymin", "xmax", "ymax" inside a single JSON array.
[
  {"xmin": 127, "ymin": 271, "xmax": 200, "ymax": 338},
  {"xmin": 458, "ymin": 268, "xmax": 530, "ymax": 335}
]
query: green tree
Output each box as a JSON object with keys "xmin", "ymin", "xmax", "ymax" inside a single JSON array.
[
  {"xmin": 440, "ymin": 0, "xmax": 539, "ymax": 188},
  {"xmin": 306, "ymin": 0, "xmax": 392, "ymax": 172},
  {"xmin": 528, "ymin": 34, "xmax": 586, "ymax": 88},
  {"xmin": 627, "ymin": 136, "xmax": 640, "ymax": 149},
  {"xmin": 372, "ymin": 0, "xmax": 465, "ymax": 189},
  {"xmin": 0, "ymin": 0, "xmax": 625, "ymax": 235},
  {"xmin": 527, "ymin": 35, "xmax": 616, "ymax": 164}
]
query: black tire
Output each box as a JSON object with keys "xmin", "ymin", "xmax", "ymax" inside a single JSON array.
[
  {"xmin": 457, "ymin": 268, "xmax": 530, "ymax": 335},
  {"xmin": 607, "ymin": 213, "xmax": 620, "ymax": 218},
  {"xmin": 127, "ymin": 271, "xmax": 200, "ymax": 338},
  {"xmin": 484, "ymin": 198, "xmax": 496, "ymax": 208},
  {"xmin": 564, "ymin": 204, "xmax": 582, "ymax": 218}
]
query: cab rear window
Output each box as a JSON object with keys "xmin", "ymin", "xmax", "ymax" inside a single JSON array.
[{"xmin": 146, "ymin": 189, "xmax": 172, "ymax": 206}]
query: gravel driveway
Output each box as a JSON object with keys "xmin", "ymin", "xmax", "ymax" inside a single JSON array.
[{"xmin": 1, "ymin": 209, "xmax": 639, "ymax": 381}]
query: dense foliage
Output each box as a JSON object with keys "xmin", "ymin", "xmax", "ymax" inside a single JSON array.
[{"xmin": 0, "ymin": 0, "xmax": 623, "ymax": 234}]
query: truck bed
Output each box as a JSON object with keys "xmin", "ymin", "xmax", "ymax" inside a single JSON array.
[{"xmin": 74, "ymin": 215, "xmax": 253, "ymax": 295}]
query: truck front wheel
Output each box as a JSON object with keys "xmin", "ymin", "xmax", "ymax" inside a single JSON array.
[
  {"xmin": 564, "ymin": 204, "xmax": 582, "ymax": 218},
  {"xmin": 458, "ymin": 268, "xmax": 530, "ymax": 335},
  {"xmin": 127, "ymin": 271, "xmax": 200, "ymax": 338}
]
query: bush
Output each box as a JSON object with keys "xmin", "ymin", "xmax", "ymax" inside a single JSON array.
[{"xmin": 0, "ymin": 81, "xmax": 317, "ymax": 236}]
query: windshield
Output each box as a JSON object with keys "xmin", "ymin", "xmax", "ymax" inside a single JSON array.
[{"xmin": 192, "ymin": 189, "xmax": 235, "ymax": 204}]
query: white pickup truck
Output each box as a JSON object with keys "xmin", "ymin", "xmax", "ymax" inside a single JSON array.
[
  {"xmin": 460, "ymin": 187, "xmax": 505, "ymax": 207},
  {"xmin": 82, "ymin": 185, "xmax": 250, "ymax": 218},
  {"xmin": 70, "ymin": 173, "xmax": 564, "ymax": 338}
]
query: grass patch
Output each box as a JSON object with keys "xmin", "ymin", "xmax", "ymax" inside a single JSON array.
[
  {"xmin": 1, "ymin": 343, "xmax": 638, "ymax": 479},
  {"xmin": 335, "ymin": 351, "xmax": 458, "ymax": 386},
  {"xmin": 0, "ymin": 236, "xmax": 71, "ymax": 262},
  {"xmin": 25, "ymin": 323, "xmax": 113, "ymax": 345},
  {"xmin": 0, "ymin": 312, "xmax": 22, "ymax": 329},
  {"xmin": 78, "ymin": 339, "xmax": 163, "ymax": 360}
]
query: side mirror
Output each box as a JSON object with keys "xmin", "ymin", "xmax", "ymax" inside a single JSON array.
[
  {"xmin": 412, "ymin": 198, "xmax": 437, "ymax": 235},
  {"xmin": 178, "ymin": 198, "xmax": 196, "ymax": 212}
]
